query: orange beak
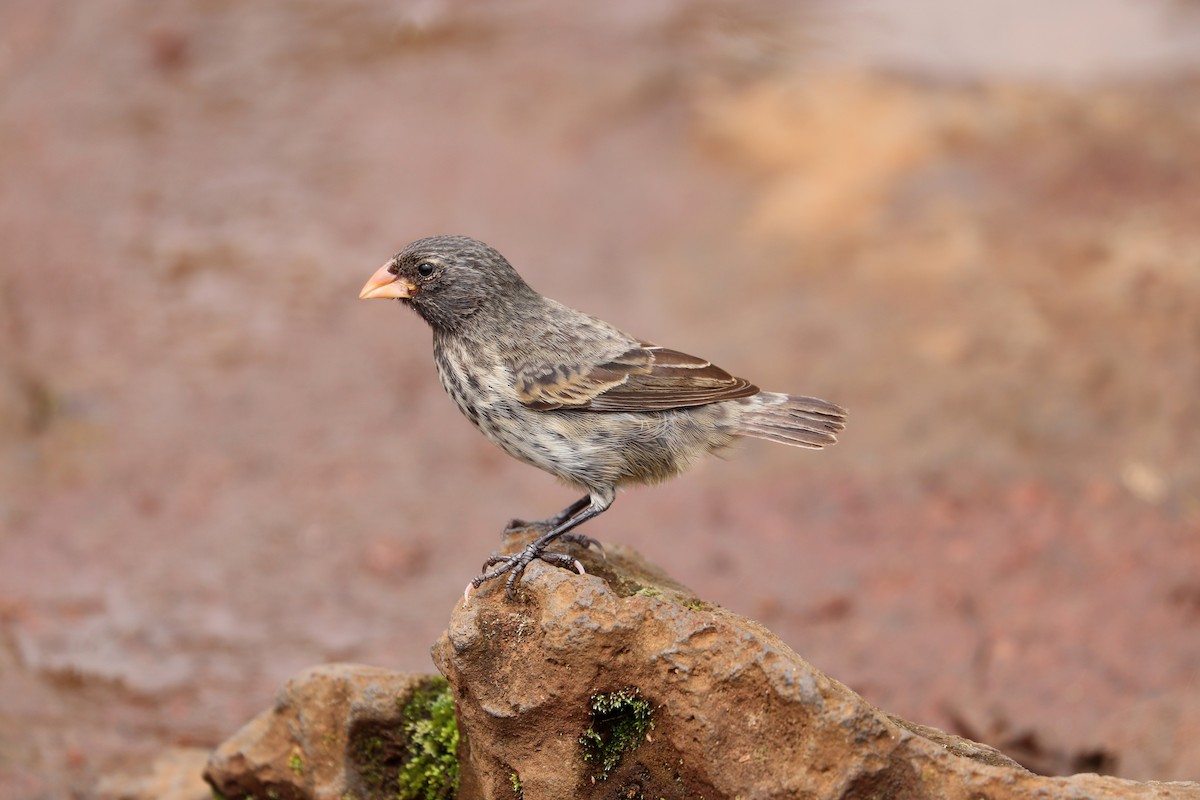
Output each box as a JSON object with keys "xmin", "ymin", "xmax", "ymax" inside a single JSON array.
[{"xmin": 359, "ymin": 262, "xmax": 417, "ymax": 300}]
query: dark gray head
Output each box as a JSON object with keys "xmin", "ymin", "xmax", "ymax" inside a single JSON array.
[{"xmin": 359, "ymin": 235, "xmax": 537, "ymax": 332}]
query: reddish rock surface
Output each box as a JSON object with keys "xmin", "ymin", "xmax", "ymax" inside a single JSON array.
[
  {"xmin": 95, "ymin": 748, "xmax": 209, "ymax": 800},
  {"xmin": 200, "ymin": 543, "xmax": 1200, "ymax": 799},
  {"xmin": 204, "ymin": 664, "xmax": 434, "ymax": 800},
  {"xmin": 435, "ymin": 542, "xmax": 1200, "ymax": 799}
]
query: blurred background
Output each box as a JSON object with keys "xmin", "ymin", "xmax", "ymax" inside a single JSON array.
[{"xmin": 2, "ymin": 0, "xmax": 1199, "ymax": 796}]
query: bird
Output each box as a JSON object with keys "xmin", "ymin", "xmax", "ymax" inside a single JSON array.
[{"xmin": 359, "ymin": 235, "xmax": 846, "ymax": 599}]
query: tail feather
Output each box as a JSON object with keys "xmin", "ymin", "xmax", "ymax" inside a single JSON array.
[
  {"xmin": 735, "ymin": 392, "xmax": 847, "ymax": 449},
  {"xmin": 738, "ymin": 423, "xmax": 837, "ymax": 449}
]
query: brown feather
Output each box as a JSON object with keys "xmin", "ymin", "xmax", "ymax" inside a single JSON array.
[{"xmin": 513, "ymin": 342, "xmax": 759, "ymax": 413}]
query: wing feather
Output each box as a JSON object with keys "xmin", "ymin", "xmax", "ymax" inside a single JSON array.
[{"xmin": 513, "ymin": 340, "xmax": 759, "ymax": 412}]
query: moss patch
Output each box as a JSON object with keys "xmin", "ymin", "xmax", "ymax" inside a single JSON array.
[
  {"xmin": 579, "ymin": 687, "xmax": 654, "ymax": 781},
  {"xmin": 397, "ymin": 677, "xmax": 460, "ymax": 799},
  {"xmin": 349, "ymin": 676, "xmax": 460, "ymax": 800}
]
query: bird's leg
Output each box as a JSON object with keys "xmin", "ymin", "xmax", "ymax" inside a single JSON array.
[
  {"xmin": 503, "ymin": 494, "xmax": 604, "ymax": 552},
  {"xmin": 474, "ymin": 487, "xmax": 614, "ymax": 599},
  {"xmin": 503, "ymin": 494, "xmax": 590, "ymax": 535}
]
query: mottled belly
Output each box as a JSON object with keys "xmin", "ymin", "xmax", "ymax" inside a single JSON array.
[{"xmin": 431, "ymin": 340, "xmax": 713, "ymax": 489}]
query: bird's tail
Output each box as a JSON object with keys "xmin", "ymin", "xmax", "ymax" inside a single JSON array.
[{"xmin": 734, "ymin": 392, "xmax": 847, "ymax": 449}]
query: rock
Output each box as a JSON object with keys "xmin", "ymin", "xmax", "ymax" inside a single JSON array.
[
  {"xmin": 95, "ymin": 747, "xmax": 211, "ymax": 800},
  {"xmin": 205, "ymin": 543, "xmax": 1200, "ymax": 800},
  {"xmin": 433, "ymin": 541, "xmax": 1200, "ymax": 800},
  {"xmin": 204, "ymin": 663, "xmax": 457, "ymax": 800}
]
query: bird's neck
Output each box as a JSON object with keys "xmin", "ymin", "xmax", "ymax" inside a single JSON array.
[{"xmin": 425, "ymin": 283, "xmax": 545, "ymax": 339}]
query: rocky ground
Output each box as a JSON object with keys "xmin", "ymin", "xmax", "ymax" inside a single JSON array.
[
  {"xmin": 204, "ymin": 543, "xmax": 1200, "ymax": 800},
  {"xmin": 1, "ymin": 1, "xmax": 1199, "ymax": 797}
]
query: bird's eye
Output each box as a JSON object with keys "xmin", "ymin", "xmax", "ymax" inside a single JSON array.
[{"xmin": 417, "ymin": 262, "xmax": 435, "ymax": 278}]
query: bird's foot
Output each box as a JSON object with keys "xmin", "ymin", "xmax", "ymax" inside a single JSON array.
[
  {"xmin": 503, "ymin": 520, "xmax": 604, "ymax": 556},
  {"xmin": 560, "ymin": 532, "xmax": 605, "ymax": 556},
  {"xmin": 467, "ymin": 544, "xmax": 586, "ymax": 600}
]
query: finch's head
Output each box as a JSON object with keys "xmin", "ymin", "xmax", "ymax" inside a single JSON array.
[{"xmin": 359, "ymin": 235, "xmax": 534, "ymax": 331}]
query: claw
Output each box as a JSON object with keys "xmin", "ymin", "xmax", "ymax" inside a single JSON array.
[
  {"xmin": 505, "ymin": 567, "xmax": 524, "ymax": 600},
  {"xmin": 463, "ymin": 582, "xmax": 474, "ymax": 604},
  {"xmin": 482, "ymin": 554, "xmax": 511, "ymax": 573},
  {"xmin": 470, "ymin": 539, "xmax": 594, "ymax": 598}
]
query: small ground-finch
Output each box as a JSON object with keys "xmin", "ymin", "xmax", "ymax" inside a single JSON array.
[{"xmin": 360, "ymin": 235, "xmax": 846, "ymax": 598}]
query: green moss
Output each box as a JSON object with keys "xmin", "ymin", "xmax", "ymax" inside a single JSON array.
[
  {"xmin": 579, "ymin": 688, "xmax": 654, "ymax": 780},
  {"xmin": 396, "ymin": 677, "xmax": 460, "ymax": 800},
  {"xmin": 508, "ymin": 772, "xmax": 523, "ymax": 798},
  {"xmin": 352, "ymin": 731, "xmax": 394, "ymax": 795},
  {"xmin": 348, "ymin": 677, "xmax": 459, "ymax": 800},
  {"xmin": 288, "ymin": 750, "xmax": 304, "ymax": 776}
]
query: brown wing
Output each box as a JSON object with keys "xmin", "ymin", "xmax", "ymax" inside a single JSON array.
[{"xmin": 513, "ymin": 341, "xmax": 759, "ymax": 412}]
